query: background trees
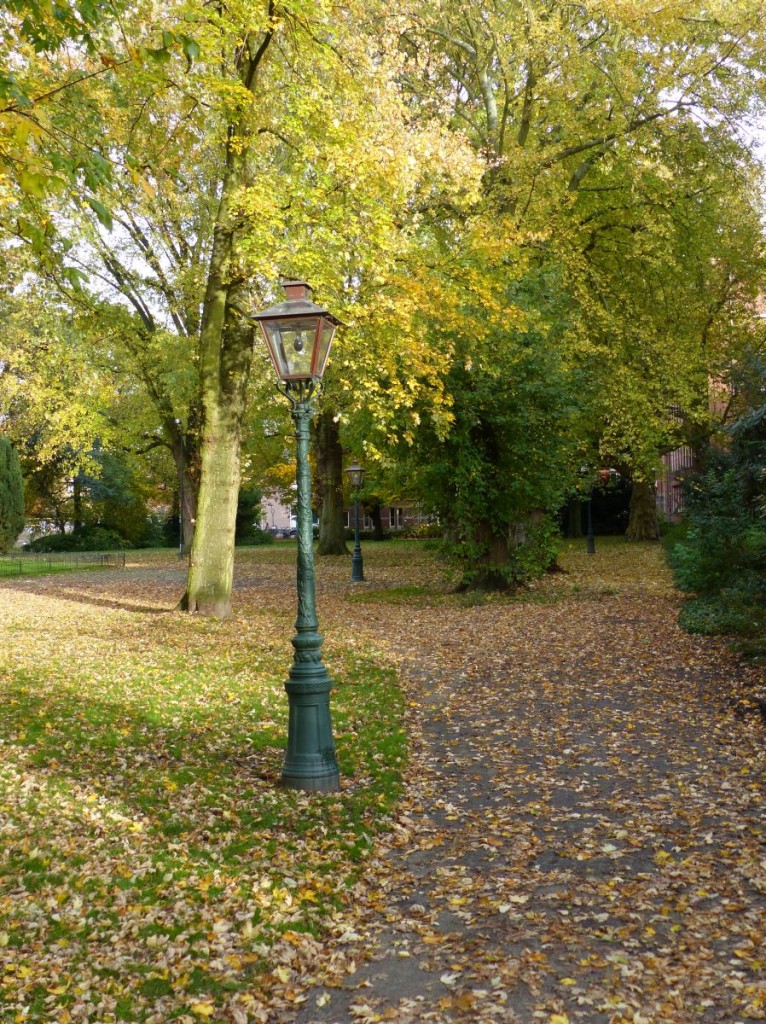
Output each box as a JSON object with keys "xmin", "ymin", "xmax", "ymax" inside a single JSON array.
[
  {"xmin": 2, "ymin": 0, "xmax": 766, "ymax": 604},
  {"xmin": 375, "ymin": 0, "xmax": 766, "ymax": 559}
]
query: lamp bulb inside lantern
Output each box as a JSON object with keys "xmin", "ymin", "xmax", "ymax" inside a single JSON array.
[{"xmin": 294, "ymin": 335, "xmax": 305, "ymax": 353}]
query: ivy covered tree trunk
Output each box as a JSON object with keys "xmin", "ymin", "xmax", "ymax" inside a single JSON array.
[
  {"xmin": 626, "ymin": 479, "xmax": 659, "ymax": 541},
  {"xmin": 456, "ymin": 519, "xmax": 515, "ymax": 592},
  {"xmin": 314, "ymin": 409, "xmax": 348, "ymax": 556},
  {"xmin": 72, "ymin": 472, "xmax": 84, "ymax": 531}
]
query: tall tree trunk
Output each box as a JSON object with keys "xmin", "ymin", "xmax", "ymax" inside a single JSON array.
[
  {"xmin": 626, "ymin": 479, "xmax": 659, "ymax": 541},
  {"xmin": 314, "ymin": 409, "xmax": 348, "ymax": 556},
  {"xmin": 171, "ymin": 437, "xmax": 198, "ymax": 555},
  {"xmin": 180, "ymin": 151, "xmax": 252, "ymax": 614},
  {"xmin": 180, "ymin": 463, "xmax": 197, "ymax": 555},
  {"xmin": 183, "ymin": 281, "xmax": 254, "ymax": 615},
  {"xmin": 368, "ymin": 499, "xmax": 384, "ymax": 541},
  {"xmin": 180, "ymin": 22, "xmax": 275, "ymax": 616}
]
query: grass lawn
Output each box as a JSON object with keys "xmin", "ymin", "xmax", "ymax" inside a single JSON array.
[
  {"xmin": 0, "ymin": 561, "xmax": 112, "ymax": 579},
  {"xmin": 0, "ymin": 547, "xmax": 408, "ymax": 1024}
]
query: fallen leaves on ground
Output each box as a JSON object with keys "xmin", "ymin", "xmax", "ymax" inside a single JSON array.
[{"xmin": 0, "ymin": 539, "xmax": 764, "ymax": 1024}]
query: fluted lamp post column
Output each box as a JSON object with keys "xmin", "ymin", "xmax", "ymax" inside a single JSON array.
[
  {"xmin": 251, "ymin": 280, "xmax": 341, "ymax": 792},
  {"xmin": 346, "ymin": 460, "xmax": 365, "ymax": 583}
]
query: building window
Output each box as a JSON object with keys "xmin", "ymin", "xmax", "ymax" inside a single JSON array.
[
  {"xmin": 344, "ymin": 510, "xmax": 351, "ymax": 529},
  {"xmin": 671, "ymin": 483, "xmax": 685, "ymax": 515},
  {"xmin": 389, "ymin": 507, "xmax": 403, "ymax": 529}
]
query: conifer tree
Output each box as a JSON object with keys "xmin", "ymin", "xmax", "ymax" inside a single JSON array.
[{"xmin": 0, "ymin": 436, "xmax": 24, "ymax": 552}]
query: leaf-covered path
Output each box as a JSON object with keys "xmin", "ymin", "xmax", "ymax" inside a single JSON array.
[{"xmin": 294, "ymin": 542, "xmax": 766, "ymax": 1024}]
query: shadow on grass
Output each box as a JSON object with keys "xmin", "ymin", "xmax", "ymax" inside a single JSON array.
[
  {"xmin": 0, "ymin": 653, "xmax": 406, "ymax": 870},
  {"xmin": 1, "ymin": 670, "xmax": 286, "ymax": 853}
]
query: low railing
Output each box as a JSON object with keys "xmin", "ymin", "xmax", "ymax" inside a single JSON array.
[{"xmin": 0, "ymin": 552, "xmax": 127, "ymax": 577}]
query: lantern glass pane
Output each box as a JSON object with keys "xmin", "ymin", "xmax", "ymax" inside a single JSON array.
[
  {"xmin": 314, "ymin": 318, "xmax": 337, "ymax": 379},
  {"xmin": 262, "ymin": 317, "xmax": 320, "ymax": 380}
]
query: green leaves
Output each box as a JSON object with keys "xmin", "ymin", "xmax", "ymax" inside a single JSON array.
[
  {"xmin": 61, "ymin": 266, "xmax": 89, "ymax": 291},
  {"xmin": 18, "ymin": 169, "xmax": 47, "ymax": 197},
  {"xmin": 86, "ymin": 196, "xmax": 112, "ymax": 230},
  {"xmin": 141, "ymin": 30, "xmax": 200, "ymax": 67}
]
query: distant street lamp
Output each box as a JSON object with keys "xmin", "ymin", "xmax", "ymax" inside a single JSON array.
[
  {"xmin": 251, "ymin": 281, "xmax": 341, "ymax": 792},
  {"xmin": 579, "ymin": 465, "xmax": 596, "ymax": 555},
  {"xmin": 346, "ymin": 460, "xmax": 365, "ymax": 583}
]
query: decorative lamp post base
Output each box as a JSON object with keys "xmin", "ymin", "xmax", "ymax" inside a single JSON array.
[
  {"xmin": 281, "ymin": 661, "xmax": 340, "ymax": 792},
  {"xmin": 350, "ymin": 551, "xmax": 364, "ymax": 583}
]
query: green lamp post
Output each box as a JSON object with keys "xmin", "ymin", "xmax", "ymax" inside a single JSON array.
[
  {"xmin": 252, "ymin": 281, "xmax": 341, "ymax": 792},
  {"xmin": 346, "ymin": 460, "xmax": 365, "ymax": 583}
]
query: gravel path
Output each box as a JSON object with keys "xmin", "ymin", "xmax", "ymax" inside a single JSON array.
[{"xmin": 293, "ymin": 575, "xmax": 765, "ymax": 1023}]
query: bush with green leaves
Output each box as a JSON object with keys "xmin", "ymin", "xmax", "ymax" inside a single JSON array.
[
  {"xmin": 668, "ymin": 353, "xmax": 766, "ymax": 645},
  {"xmin": 400, "ymin": 521, "xmax": 443, "ymax": 540},
  {"xmin": 0, "ymin": 436, "xmax": 24, "ymax": 552},
  {"xmin": 29, "ymin": 526, "xmax": 132, "ymax": 552}
]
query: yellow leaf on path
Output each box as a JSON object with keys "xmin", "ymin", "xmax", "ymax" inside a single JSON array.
[
  {"xmin": 550, "ymin": 1015, "xmax": 570, "ymax": 1024},
  {"xmin": 189, "ymin": 1002, "xmax": 215, "ymax": 1018}
]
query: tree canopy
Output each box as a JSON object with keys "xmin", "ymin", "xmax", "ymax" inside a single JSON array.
[{"xmin": 2, "ymin": 0, "xmax": 766, "ymax": 600}]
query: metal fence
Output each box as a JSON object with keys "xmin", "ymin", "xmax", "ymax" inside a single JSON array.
[{"xmin": 0, "ymin": 552, "xmax": 127, "ymax": 577}]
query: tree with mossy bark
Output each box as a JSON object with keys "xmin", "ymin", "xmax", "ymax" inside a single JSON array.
[{"xmin": 313, "ymin": 410, "xmax": 347, "ymax": 556}]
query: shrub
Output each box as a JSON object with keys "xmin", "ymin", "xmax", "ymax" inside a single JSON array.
[
  {"xmin": 400, "ymin": 521, "xmax": 443, "ymax": 540},
  {"xmin": 668, "ymin": 352, "xmax": 766, "ymax": 647},
  {"xmin": 237, "ymin": 527, "xmax": 274, "ymax": 546},
  {"xmin": 235, "ymin": 487, "xmax": 265, "ymax": 545},
  {"xmin": 29, "ymin": 526, "xmax": 132, "ymax": 552}
]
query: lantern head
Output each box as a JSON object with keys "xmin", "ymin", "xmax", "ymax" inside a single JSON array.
[
  {"xmin": 346, "ymin": 460, "xmax": 365, "ymax": 490},
  {"xmin": 252, "ymin": 281, "xmax": 341, "ymax": 383}
]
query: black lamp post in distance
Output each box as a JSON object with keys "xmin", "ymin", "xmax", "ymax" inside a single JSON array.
[
  {"xmin": 346, "ymin": 460, "xmax": 365, "ymax": 583},
  {"xmin": 579, "ymin": 465, "xmax": 596, "ymax": 555},
  {"xmin": 251, "ymin": 280, "xmax": 341, "ymax": 792}
]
